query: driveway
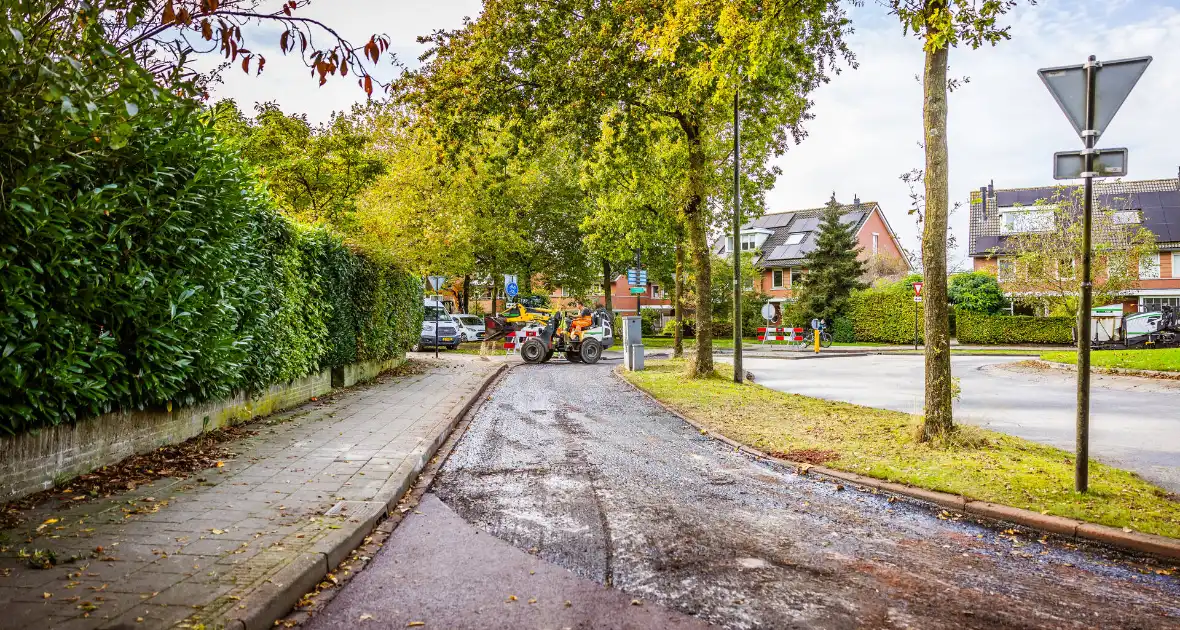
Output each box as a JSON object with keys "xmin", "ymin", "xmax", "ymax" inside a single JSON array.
[
  {"xmin": 312, "ymin": 362, "xmax": 1178, "ymax": 629},
  {"xmin": 744, "ymin": 355, "xmax": 1180, "ymax": 492}
]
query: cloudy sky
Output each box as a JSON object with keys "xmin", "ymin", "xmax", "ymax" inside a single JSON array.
[{"xmin": 204, "ymin": 0, "xmax": 1180, "ymax": 270}]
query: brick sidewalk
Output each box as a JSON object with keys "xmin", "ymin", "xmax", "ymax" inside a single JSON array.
[{"xmin": 0, "ymin": 356, "xmax": 505, "ymax": 630}]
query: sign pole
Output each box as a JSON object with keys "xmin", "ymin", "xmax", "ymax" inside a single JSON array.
[
  {"xmin": 732, "ymin": 85, "xmax": 743, "ymax": 383},
  {"xmin": 434, "ymin": 276, "xmax": 440, "ymax": 360},
  {"xmin": 1075, "ymin": 55, "xmax": 1099, "ymax": 493}
]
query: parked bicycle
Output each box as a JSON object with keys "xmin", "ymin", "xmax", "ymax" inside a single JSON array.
[{"xmin": 801, "ymin": 321, "xmax": 833, "ymax": 348}]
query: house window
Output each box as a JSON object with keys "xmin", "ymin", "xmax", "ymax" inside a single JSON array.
[
  {"xmin": 1000, "ymin": 207, "xmax": 1055, "ymax": 234},
  {"xmin": 1057, "ymin": 257, "xmax": 1076, "ymax": 280},
  {"xmin": 789, "ymin": 267, "xmax": 804, "ymax": 287},
  {"xmin": 772, "ymin": 269, "xmax": 784, "ymax": 289},
  {"xmin": 1112, "ymin": 210, "xmax": 1142, "ymax": 225},
  {"xmin": 651, "ymin": 284, "xmax": 662, "ymax": 298},
  {"xmin": 1140, "ymin": 253, "xmax": 1161, "ymax": 280},
  {"xmin": 740, "ymin": 234, "xmax": 758, "ymax": 251},
  {"xmin": 1173, "ymin": 253, "xmax": 1180, "ymax": 279},
  {"xmin": 785, "ymin": 232, "xmax": 805, "ymax": 246},
  {"xmin": 872, "ymin": 233, "xmax": 879, "ymax": 255},
  {"xmin": 1142, "ymin": 297, "xmax": 1180, "ymax": 311},
  {"xmin": 997, "ymin": 258, "xmax": 1015, "ymax": 280}
]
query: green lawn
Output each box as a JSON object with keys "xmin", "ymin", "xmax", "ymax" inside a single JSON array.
[
  {"xmin": 889, "ymin": 349, "xmax": 1043, "ymax": 356},
  {"xmin": 1041, "ymin": 348, "xmax": 1180, "ymax": 372},
  {"xmin": 621, "ymin": 359, "xmax": 1180, "ymax": 539},
  {"xmin": 640, "ymin": 336, "xmax": 887, "ymax": 349}
]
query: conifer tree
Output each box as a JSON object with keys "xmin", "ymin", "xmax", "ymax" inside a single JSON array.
[{"xmin": 796, "ymin": 194, "xmax": 866, "ymax": 322}]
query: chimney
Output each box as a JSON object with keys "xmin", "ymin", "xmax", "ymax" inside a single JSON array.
[{"xmin": 853, "ymin": 195, "xmax": 861, "ymax": 211}]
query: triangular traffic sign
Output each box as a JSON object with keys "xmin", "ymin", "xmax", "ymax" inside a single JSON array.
[{"xmin": 1038, "ymin": 56, "xmax": 1151, "ymax": 139}]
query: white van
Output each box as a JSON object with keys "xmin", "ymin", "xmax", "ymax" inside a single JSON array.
[{"xmin": 414, "ymin": 298, "xmax": 460, "ymax": 351}]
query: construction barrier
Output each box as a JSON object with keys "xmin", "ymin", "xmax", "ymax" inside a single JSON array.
[
  {"xmin": 757, "ymin": 327, "xmax": 804, "ymax": 342},
  {"xmin": 503, "ymin": 329, "xmax": 539, "ymax": 353}
]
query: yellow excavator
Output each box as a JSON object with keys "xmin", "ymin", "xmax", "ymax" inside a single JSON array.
[{"xmin": 484, "ymin": 301, "xmax": 615, "ymax": 364}]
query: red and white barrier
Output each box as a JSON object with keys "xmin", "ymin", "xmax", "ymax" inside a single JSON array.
[
  {"xmin": 502, "ymin": 329, "xmax": 539, "ymax": 352},
  {"xmin": 757, "ymin": 327, "xmax": 804, "ymax": 342}
]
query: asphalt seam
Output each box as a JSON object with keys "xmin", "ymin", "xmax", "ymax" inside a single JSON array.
[
  {"xmin": 610, "ymin": 367, "xmax": 1180, "ymax": 563},
  {"xmin": 226, "ymin": 361, "xmax": 511, "ymax": 630}
]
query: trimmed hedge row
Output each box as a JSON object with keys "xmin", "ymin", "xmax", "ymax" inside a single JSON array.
[
  {"xmin": 0, "ymin": 22, "xmax": 421, "ymax": 433},
  {"xmin": 844, "ymin": 289, "xmax": 925, "ymax": 344},
  {"xmin": 956, "ymin": 309, "xmax": 1073, "ymax": 345}
]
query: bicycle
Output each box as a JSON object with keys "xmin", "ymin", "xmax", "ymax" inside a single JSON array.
[{"xmin": 801, "ymin": 328, "xmax": 833, "ymax": 348}]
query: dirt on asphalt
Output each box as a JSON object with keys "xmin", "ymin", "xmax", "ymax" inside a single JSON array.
[{"xmin": 431, "ymin": 362, "xmax": 1180, "ymax": 630}]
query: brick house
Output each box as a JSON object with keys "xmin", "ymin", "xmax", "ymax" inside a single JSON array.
[
  {"xmin": 969, "ymin": 175, "xmax": 1180, "ymax": 313},
  {"xmin": 548, "ymin": 275, "xmax": 673, "ymax": 318},
  {"xmin": 713, "ymin": 199, "xmax": 908, "ymax": 318}
]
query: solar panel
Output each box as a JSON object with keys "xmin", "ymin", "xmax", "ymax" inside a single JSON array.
[
  {"xmin": 838, "ymin": 211, "xmax": 865, "ymax": 225},
  {"xmin": 792, "ymin": 217, "xmax": 820, "ymax": 232},
  {"xmin": 768, "ymin": 245, "xmax": 790, "ymax": 260}
]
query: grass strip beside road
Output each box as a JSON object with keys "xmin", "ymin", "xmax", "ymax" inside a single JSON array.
[
  {"xmin": 1041, "ymin": 348, "xmax": 1180, "ymax": 373},
  {"xmin": 621, "ymin": 359, "xmax": 1180, "ymax": 539}
]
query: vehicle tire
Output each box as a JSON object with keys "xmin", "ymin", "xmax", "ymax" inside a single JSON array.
[
  {"xmin": 565, "ymin": 351, "xmax": 582, "ymax": 363},
  {"xmin": 542, "ymin": 349, "xmax": 555, "ymax": 363},
  {"xmin": 411, "ymin": 343, "xmax": 422, "ymax": 353},
  {"xmin": 579, "ymin": 338, "xmax": 602, "ymax": 364},
  {"xmin": 820, "ymin": 332, "xmax": 833, "ymax": 348},
  {"xmin": 448, "ymin": 343, "xmax": 460, "ymax": 350},
  {"xmin": 520, "ymin": 337, "xmax": 547, "ymax": 364}
]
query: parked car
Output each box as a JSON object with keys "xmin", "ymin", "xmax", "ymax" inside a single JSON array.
[
  {"xmin": 414, "ymin": 299, "xmax": 460, "ymax": 351},
  {"xmin": 451, "ymin": 314, "xmax": 486, "ymax": 341}
]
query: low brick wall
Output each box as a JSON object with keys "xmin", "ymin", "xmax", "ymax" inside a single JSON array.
[
  {"xmin": 0, "ymin": 356, "xmax": 403, "ymax": 503},
  {"xmin": 333, "ymin": 357, "xmax": 406, "ymax": 388}
]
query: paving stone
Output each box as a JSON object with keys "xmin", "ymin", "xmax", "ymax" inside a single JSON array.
[{"xmin": 0, "ymin": 356, "xmax": 499, "ymax": 628}]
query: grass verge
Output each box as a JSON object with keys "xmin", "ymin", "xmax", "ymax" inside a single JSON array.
[
  {"xmin": 621, "ymin": 359, "xmax": 1180, "ymax": 539},
  {"xmin": 1041, "ymin": 348, "xmax": 1180, "ymax": 373}
]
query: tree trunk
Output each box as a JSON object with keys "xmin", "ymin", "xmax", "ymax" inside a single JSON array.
[
  {"xmin": 673, "ymin": 238, "xmax": 684, "ymax": 358},
  {"xmin": 920, "ymin": 42, "xmax": 953, "ymax": 440},
  {"xmin": 602, "ymin": 259, "xmax": 613, "ymax": 313},
  {"xmin": 491, "ymin": 272, "xmax": 499, "ymax": 315},
  {"xmin": 462, "ymin": 274, "xmax": 471, "ymax": 313},
  {"xmin": 682, "ymin": 119, "xmax": 713, "ymax": 377}
]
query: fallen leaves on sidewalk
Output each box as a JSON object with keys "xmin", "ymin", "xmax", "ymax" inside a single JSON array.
[{"xmin": 1, "ymin": 424, "xmax": 255, "ymax": 530}]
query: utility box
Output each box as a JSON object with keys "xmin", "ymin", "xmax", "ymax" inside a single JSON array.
[{"xmin": 622, "ymin": 316, "xmax": 644, "ymax": 371}]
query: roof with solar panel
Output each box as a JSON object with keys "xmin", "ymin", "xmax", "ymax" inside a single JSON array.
[{"xmin": 713, "ymin": 199, "xmax": 881, "ymax": 266}]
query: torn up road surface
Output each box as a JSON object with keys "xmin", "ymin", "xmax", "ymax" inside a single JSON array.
[{"xmin": 317, "ymin": 362, "xmax": 1180, "ymax": 629}]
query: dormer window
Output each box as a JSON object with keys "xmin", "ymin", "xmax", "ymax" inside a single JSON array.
[
  {"xmin": 726, "ymin": 232, "xmax": 766, "ymax": 253},
  {"xmin": 785, "ymin": 232, "xmax": 805, "ymax": 246}
]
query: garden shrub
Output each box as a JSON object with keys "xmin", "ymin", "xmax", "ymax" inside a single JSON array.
[
  {"xmin": 832, "ymin": 316, "xmax": 856, "ymax": 343},
  {"xmin": 956, "ymin": 309, "xmax": 1073, "ymax": 345},
  {"xmin": 640, "ymin": 308, "xmax": 662, "ymax": 335}
]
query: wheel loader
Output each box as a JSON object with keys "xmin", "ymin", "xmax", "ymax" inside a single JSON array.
[{"xmin": 484, "ymin": 304, "xmax": 615, "ymax": 364}]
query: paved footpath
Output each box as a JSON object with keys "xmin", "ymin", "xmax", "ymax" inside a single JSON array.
[{"xmin": 0, "ymin": 355, "xmax": 502, "ymax": 630}]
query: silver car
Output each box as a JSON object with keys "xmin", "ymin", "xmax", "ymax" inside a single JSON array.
[{"xmin": 451, "ymin": 314, "xmax": 487, "ymax": 341}]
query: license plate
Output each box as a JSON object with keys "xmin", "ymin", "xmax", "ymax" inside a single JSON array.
[{"xmin": 441, "ymin": 337, "xmax": 453, "ymax": 342}]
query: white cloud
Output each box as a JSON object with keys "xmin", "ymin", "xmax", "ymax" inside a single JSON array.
[{"xmin": 768, "ymin": 0, "xmax": 1180, "ymax": 270}]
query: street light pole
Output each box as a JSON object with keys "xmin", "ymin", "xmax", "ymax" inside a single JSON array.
[
  {"xmin": 732, "ymin": 85, "xmax": 743, "ymax": 384},
  {"xmin": 1075, "ymin": 55, "xmax": 1099, "ymax": 493}
]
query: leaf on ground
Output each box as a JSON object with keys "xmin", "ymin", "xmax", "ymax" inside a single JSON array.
[
  {"xmin": 407, "ymin": 623, "xmax": 425, "ymax": 628},
  {"xmin": 210, "ymin": 529, "xmax": 225, "ymax": 535},
  {"xmin": 359, "ymin": 614, "xmax": 373, "ymax": 621}
]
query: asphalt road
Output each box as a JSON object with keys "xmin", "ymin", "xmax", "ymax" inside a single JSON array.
[
  {"xmin": 743, "ymin": 355, "xmax": 1180, "ymax": 492},
  {"xmin": 314, "ymin": 362, "xmax": 1180, "ymax": 629}
]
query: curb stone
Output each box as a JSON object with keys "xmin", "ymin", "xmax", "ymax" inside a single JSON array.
[
  {"xmin": 224, "ymin": 362, "xmax": 510, "ymax": 630},
  {"xmin": 610, "ymin": 367, "xmax": 1180, "ymax": 562},
  {"xmin": 1028, "ymin": 359, "xmax": 1180, "ymax": 381}
]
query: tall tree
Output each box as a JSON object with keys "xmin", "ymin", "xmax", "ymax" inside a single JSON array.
[
  {"xmin": 796, "ymin": 195, "xmax": 867, "ymax": 322},
  {"xmin": 213, "ymin": 100, "xmax": 386, "ymax": 228},
  {"xmin": 888, "ymin": 0, "xmax": 1028, "ymax": 440},
  {"xmin": 409, "ymin": 0, "xmax": 852, "ymax": 377}
]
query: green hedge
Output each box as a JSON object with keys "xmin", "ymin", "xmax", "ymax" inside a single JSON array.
[
  {"xmin": 0, "ymin": 20, "xmax": 420, "ymax": 433},
  {"xmin": 844, "ymin": 289, "xmax": 925, "ymax": 344},
  {"xmin": 956, "ymin": 309, "xmax": 1073, "ymax": 345}
]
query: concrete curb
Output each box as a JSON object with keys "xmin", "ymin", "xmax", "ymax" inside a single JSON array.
[
  {"xmin": 1028, "ymin": 359, "xmax": 1180, "ymax": 381},
  {"xmin": 610, "ymin": 367, "xmax": 1180, "ymax": 562},
  {"xmin": 225, "ymin": 361, "xmax": 510, "ymax": 630}
]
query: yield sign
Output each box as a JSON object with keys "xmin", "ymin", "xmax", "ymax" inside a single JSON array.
[
  {"xmin": 913, "ymin": 282, "xmax": 923, "ymax": 298},
  {"xmin": 1038, "ymin": 56, "xmax": 1151, "ymax": 139}
]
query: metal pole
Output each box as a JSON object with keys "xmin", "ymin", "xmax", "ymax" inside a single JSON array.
[
  {"xmin": 732, "ymin": 85, "xmax": 743, "ymax": 383},
  {"xmin": 914, "ymin": 300, "xmax": 919, "ymax": 351},
  {"xmin": 434, "ymin": 280, "xmax": 440, "ymax": 360},
  {"xmin": 1076, "ymin": 55, "xmax": 1098, "ymax": 493}
]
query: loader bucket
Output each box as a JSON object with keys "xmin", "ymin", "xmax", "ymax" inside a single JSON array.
[{"xmin": 483, "ymin": 314, "xmax": 513, "ymax": 342}]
